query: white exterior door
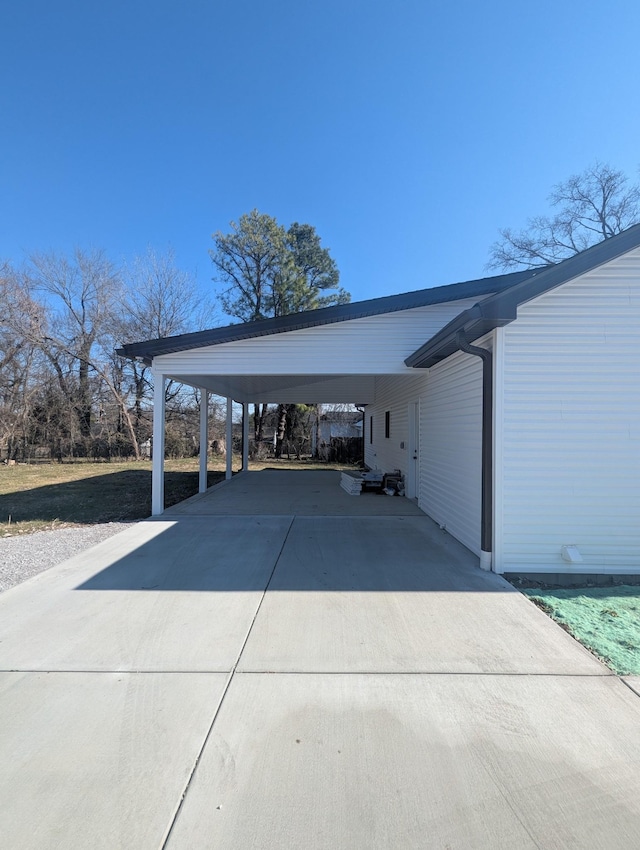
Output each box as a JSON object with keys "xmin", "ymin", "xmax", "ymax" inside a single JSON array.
[{"xmin": 406, "ymin": 401, "xmax": 419, "ymax": 499}]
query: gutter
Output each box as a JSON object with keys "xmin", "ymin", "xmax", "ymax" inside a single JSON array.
[
  {"xmin": 405, "ymin": 301, "xmax": 516, "ymax": 369},
  {"xmin": 456, "ymin": 329, "xmax": 493, "ymax": 571}
]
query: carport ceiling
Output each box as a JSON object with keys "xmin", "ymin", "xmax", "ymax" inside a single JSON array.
[{"xmin": 167, "ymin": 373, "xmax": 379, "ymax": 404}]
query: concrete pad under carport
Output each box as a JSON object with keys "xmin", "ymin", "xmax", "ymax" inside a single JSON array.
[
  {"xmin": 0, "ymin": 670, "xmax": 228, "ymax": 850},
  {"xmin": 166, "ymin": 469, "xmax": 426, "ymax": 516},
  {"xmin": 239, "ymin": 515, "xmax": 608, "ymax": 674},
  {"xmin": 0, "ymin": 516, "xmax": 291, "ymax": 672},
  {"xmin": 165, "ymin": 672, "xmax": 640, "ymax": 849}
]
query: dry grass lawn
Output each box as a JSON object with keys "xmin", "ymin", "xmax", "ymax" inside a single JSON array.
[{"xmin": 0, "ymin": 457, "xmax": 350, "ymax": 536}]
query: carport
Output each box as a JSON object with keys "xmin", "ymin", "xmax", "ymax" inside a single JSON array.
[
  {"xmin": 125, "ymin": 346, "xmax": 419, "ymax": 517},
  {"xmin": 116, "ymin": 281, "xmax": 497, "ymax": 517}
]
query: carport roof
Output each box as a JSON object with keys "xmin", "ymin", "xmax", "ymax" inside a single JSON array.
[
  {"xmin": 116, "ymin": 222, "xmax": 640, "ymax": 370},
  {"xmin": 116, "ymin": 268, "xmax": 535, "ymax": 364}
]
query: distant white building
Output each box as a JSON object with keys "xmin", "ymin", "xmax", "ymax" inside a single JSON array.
[{"xmin": 312, "ymin": 411, "xmax": 362, "ymax": 458}]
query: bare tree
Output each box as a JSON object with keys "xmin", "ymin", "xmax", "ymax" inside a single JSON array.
[
  {"xmin": 117, "ymin": 248, "xmax": 216, "ymax": 437},
  {"xmin": 26, "ymin": 249, "xmax": 122, "ymax": 441},
  {"xmin": 488, "ymin": 162, "xmax": 640, "ymax": 270},
  {"xmin": 0, "ymin": 263, "xmax": 50, "ymax": 458},
  {"xmin": 1, "ymin": 247, "xmax": 219, "ymax": 463},
  {"xmin": 20, "ymin": 249, "xmax": 148, "ymax": 458}
]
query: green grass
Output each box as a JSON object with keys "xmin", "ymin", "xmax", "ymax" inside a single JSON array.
[{"xmin": 523, "ymin": 586, "xmax": 640, "ymax": 675}]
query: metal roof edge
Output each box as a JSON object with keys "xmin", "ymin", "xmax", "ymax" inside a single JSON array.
[
  {"xmin": 116, "ymin": 268, "xmax": 535, "ymax": 361},
  {"xmin": 405, "ymin": 223, "xmax": 640, "ymax": 369},
  {"xmin": 479, "ymin": 221, "xmax": 640, "ymax": 317}
]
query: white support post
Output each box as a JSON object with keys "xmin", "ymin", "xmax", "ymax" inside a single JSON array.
[
  {"xmin": 199, "ymin": 388, "xmax": 209, "ymax": 493},
  {"xmin": 152, "ymin": 373, "xmax": 166, "ymax": 516},
  {"xmin": 242, "ymin": 403, "xmax": 249, "ymax": 472},
  {"xmin": 226, "ymin": 397, "xmax": 233, "ymax": 480}
]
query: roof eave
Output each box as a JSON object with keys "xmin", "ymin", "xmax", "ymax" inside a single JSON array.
[
  {"xmin": 115, "ymin": 269, "xmax": 535, "ymax": 363},
  {"xmin": 406, "ymin": 223, "xmax": 640, "ymax": 369},
  {"xmin": 405, "ymin": 303, "xmax": 517, "ymax": 368}
]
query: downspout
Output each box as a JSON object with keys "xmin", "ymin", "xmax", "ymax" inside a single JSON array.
[{"xmin": 456, "ymin": 330, "xmax": 493, "ymax": 571}]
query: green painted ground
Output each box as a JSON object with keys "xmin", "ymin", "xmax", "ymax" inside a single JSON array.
[{"xmin": 523, "ymin": 586, "xmax": 640, "ymax": 675}]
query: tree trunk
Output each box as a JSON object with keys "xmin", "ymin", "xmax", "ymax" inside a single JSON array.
[
  {"xmin": 313, "ymin": 403, "xmax": 321, "ymax": 458},
  {"xmin": 253, "ymin": 403, "xmax": 267, "ymax": 443},
  {"xmin": 274, "ymin": 404, "xmax": 287, "ymax": 458},
  {"xmin": 133, "ymin": 363, "xmax": 147, "ymax": 433},
  {"xmin": 77, "ymin": 343, "xmax": 93, "ymax": 439},
  {"xmin": 99, "ymin": 370, "xmax": 142, "ymax": 460}
]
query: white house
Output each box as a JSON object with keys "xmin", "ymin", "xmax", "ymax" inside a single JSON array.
[
  {"xmin": 312, "ymin": 410, "xmax": 362, "ymax": 459},
  {"xmin": 118, "ymin": 223, "xmax": 640, "ymax": 579}
]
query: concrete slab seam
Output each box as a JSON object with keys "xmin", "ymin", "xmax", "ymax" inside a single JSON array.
[
  {"xmin": 232, "ymin": 670, "xmax": 617, "ymax": 678},
  {"xmin": 0, "ymin": 670, "xmax": 619, "ymax": 678},
  {"xmin": 160, "ymin": 513, "xmax": 423, "ymax": 519},
  {"xmin": 158, "ymin": 515, "xmax": 296, "ymax": 849},
  {"xmin": 620, "ymin": 677, "xmax": 640, "ymax": 699}
]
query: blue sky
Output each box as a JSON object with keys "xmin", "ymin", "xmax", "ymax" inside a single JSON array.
[{"xmin": 2, "ymin": 0, "xmax": 639, "ymax": 310}]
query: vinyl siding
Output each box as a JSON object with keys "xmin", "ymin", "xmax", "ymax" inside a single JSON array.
[
  {"xmin": 153, "ymin": 300, "xmax": 478, "ymax": 377},
  {"xmin": 364, "ymin": 375, "xmax": 426, "ymax": 476},
  {"xmin": 500, "ymin": 247, "xmax": 640, "ymax": 573},
  {"xmin": 419, "ymin": 344, "xmax": 486, "ymax": 557}
]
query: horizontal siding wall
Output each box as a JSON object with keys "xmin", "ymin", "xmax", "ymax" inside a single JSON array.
[
  {"xmin": 501, "ymin": 248, "xmax": 640, "ymax": 573},
  {"xmin": 364, "ymin": 375, "xmax": 426, "ymax": 475},
  {"xmin": 154, "ymin": 300, "xmax": 479, "ymax": 377},
  {"xmin": 419, "ymin": 346, "xmax": 485, "ymax": 556}
]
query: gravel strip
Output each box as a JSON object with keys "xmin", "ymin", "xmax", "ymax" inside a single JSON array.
[{"xmin": 0, "ymin": 523, "xmax": 134, "ymax": 592}]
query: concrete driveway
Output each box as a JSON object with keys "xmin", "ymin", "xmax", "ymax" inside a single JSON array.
[{"xmin": 1, "ymin": 470, "xmax": 639, "ymax": 848}]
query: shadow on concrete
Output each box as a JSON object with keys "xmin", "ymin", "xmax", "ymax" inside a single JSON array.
[
  {"xmin": 75, "ymin": 514, "xmax": 511, "ymax": 594},
  {"xmin": 0, "ymin": 469, "xmax": 225, "ymax": 525},
  {"xmin": 166, "ymin": 469, "xmax": 425, "ymax": 517}
]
